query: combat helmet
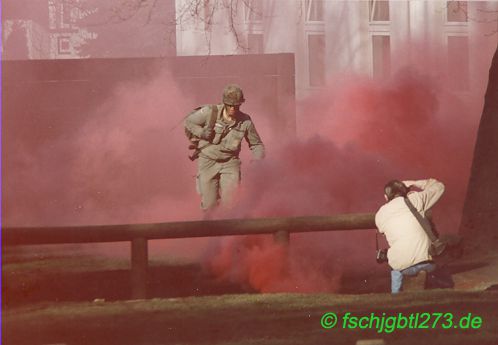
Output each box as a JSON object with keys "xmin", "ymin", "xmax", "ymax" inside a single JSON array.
[{"xmin": 222, "ymin": 84, "xmax": 245, "ymax": 106}]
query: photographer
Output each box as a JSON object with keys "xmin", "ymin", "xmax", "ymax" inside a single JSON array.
[{"xmin": 375, "ymin": 178, "xmax": 445, "ymax": 293}]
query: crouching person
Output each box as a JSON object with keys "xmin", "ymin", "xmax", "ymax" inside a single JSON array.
[{"xmin": 375, "ymin": 178, "xmax": 445, "ymax": 293}]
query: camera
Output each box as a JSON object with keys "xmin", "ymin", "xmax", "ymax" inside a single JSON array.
[{"xmin": 376, "ymin": 248, "xmax": 388, "ymax": 264}]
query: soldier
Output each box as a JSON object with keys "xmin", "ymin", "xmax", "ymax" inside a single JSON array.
[{"xmin": 185, "ymin": 84, "xmax": 265, "ymax": 211}]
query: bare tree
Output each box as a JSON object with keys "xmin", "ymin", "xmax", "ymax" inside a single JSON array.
[{"xmin": 89, "ymin": 0, "xmax": 264, "ymax": 54}]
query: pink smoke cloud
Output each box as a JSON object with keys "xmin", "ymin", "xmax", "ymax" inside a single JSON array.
[
  {"xmin": 4, "ymin": 35, "xmax": 491, "ymax": 294},
  {"xmin": 204, "ymin": 57, "xmax": 485, "ymax": 293}
]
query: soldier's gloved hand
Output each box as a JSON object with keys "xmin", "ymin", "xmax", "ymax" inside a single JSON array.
[{"xmin": 200, "ymin": 128, "xmax": 214, "ymax": 141}]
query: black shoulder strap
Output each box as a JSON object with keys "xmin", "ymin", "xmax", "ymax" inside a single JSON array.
[{"xmin": 404, "ymin": 197, "xmax": 438, "ymax": 242}]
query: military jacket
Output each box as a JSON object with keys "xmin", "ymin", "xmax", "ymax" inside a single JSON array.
[{"xmin": 184, "ymin": 104, "xmax": 265, "ymax": 161}]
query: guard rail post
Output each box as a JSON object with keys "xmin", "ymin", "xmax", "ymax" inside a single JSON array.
[{"xmin": 131, "ymin": 237, "xmax": 148, "ymax": 299}]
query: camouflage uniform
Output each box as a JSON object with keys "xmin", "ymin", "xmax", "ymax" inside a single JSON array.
[{"xmin": 185, "ymin": 103, "xmax": 265, "ymax": 210}]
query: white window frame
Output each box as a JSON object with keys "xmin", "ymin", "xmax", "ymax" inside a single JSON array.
[
  {"xmin": 368, "ymin": 1, "xmax": 390, "ymax": 78},
  {"xmin": 301, "ymin": 1, "xmax": 325, "ymax": 89},
  {"xmin": 368, "ymin": 0, "xmax": 390, "ymax": 25},
  {"xmin": 306, "ymin": 31, "xmax": 326, "ymax": 88},
  {"xmin": 246, "ymin": 32, "xmax": 264, "ymax": 54},
  {"xmin": 441, "ymin": 1, "xmax": 469, "ymax": 93},
  {"xmin": 244, "ymin": 0, "xmax": 264, "ymax": 23},
  {"xmin": 60, "ymin": 1, "xmax": 74, "ymax": 30},
  {"xmin": 369, "ymin": 32, "xmax": 391, "ymax": 79},
  {"xmin": 243, "ymin": 0, "xmax": 264, "ymax": 54},
  {"xmin": 445, "ymin": 1, "xmax": 469, "ymax": 26},
  {"xmin": 57, "ymin": 35, "xmax": 71, "ymax": 54},
  {"xmin": 445, "ymin": 33, "xmax": 470, "ymax": 92},
  {"xmin": 305, "ymin": 0, "xmax": 325, "ymax": 23}
]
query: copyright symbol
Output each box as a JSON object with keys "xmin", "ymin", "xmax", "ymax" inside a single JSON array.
[{"xmin": 320, "ymin": 312, "xmax": 338, "ymax": 329}]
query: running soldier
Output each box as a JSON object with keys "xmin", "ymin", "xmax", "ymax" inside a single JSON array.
[{"xmin": 185, "ymin": 84, "xmax": 265, "ymax": 211}]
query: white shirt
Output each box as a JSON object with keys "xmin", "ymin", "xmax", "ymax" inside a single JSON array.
[{"xmin": 375, "ymin": 179, "xmax": 445, "ymax": 270}]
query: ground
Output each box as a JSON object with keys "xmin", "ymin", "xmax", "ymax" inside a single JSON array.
[{"xmin": 2, "ymin": 242, "xmax": 498, "ymax": 345}]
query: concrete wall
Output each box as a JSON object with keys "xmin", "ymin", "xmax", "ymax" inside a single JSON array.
[{"xmin": 1, "ymin": 54, "xmax": 295, "ymax": 224}]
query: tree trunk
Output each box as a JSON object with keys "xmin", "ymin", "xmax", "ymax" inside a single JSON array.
[{"xmin": 460, "ymin": 43, "xmax": 498, "ymax": 246}]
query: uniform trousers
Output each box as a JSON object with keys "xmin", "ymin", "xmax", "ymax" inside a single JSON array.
[{"xmin": 197, "ymin": 155, "xmax": 241, "ymax": 210}]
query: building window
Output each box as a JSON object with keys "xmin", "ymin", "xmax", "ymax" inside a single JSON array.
[
  {"xmin": 372, "ymin": 35, "xmax": 390, "ymax": 78},
  {"xmin": 308, "ymin": 34, "xmax": 325, "ymax": 87},
  {"xmin": 447, "ymin": 1, "xmax": 468, "ymax": 22},
  {"xmin": 305, "ymin": 0, "xmax": 324, "ymax": 22},
  {"xmin": 61, "ymin": 2, "xmax": 76, "ymax": 29},
  {"xmin": 244, "ymin": 0, "xmax": 263, "ymax": 22},
  {"xmin": 369, "ymin": 0, "xmax": 390, "ymax": 22},
  {"xmin": 247, "ymin": 33, "xmax": 263, "ymax": 54},
  {"xmin": 448, "ymin": 36, "xmax": 469, "ymax": 90},
  {"xmin": 57, "ymin": 36, "xmax": 71, "ymax": 54}
]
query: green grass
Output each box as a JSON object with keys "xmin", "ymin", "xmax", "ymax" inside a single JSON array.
[
  {"xmin": 3, "ymin": 291, "xmax": 498, "ymax": 345},
  {"xmin": 3, "ymin": 246, "xmax": 498, "ymax": 345}
]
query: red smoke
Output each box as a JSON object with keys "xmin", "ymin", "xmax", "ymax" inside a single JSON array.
[
  {"xmin": 69, "ymin": 73, "xmax": 199, "ymax": 224},
  {"xmin": 203, "ymin": 53, "xmax": 488, "ymax": 293},
  {"xmin": 206, "ymin": 235, "xmax": 343, "ymax": 293},
  {"xmin": 4, "ymin": 69, "xmax": 202, "ymax": 227},
  {"xmin": 4, "ymin": 38, "xmax": 492, "ymax": 293}
]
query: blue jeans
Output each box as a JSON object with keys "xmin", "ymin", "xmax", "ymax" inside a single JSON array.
[{"xmin": 391, "ymin": 261, "xmax": 436, "ymax": 293}]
